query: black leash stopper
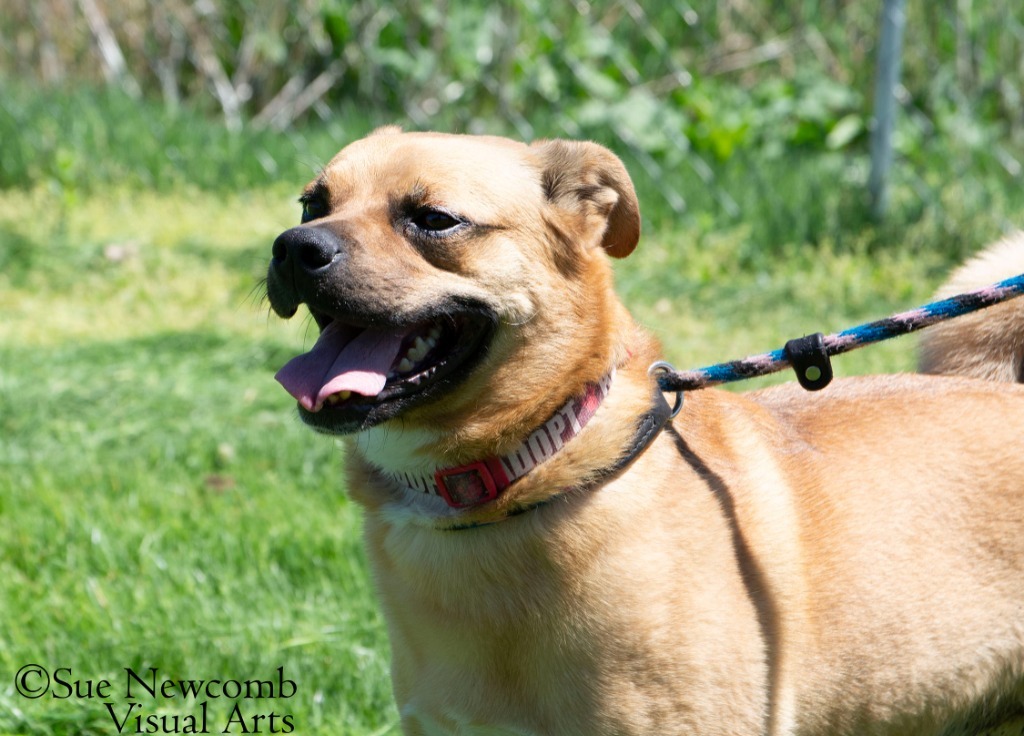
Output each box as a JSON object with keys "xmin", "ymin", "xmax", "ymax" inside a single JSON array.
[{"xmin": 784, "ymin": 333, "xmax": 833, "ymax": 391}]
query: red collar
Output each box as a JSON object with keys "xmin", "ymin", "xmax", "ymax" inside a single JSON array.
[{"xmin": 387, "ymin": 371, "xmax": 615, "ymax": 508}]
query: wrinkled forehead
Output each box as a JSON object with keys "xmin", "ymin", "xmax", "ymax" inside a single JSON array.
[{"xmin": 316, "ymin": 132, "xmax": 543, "ymax": 217}]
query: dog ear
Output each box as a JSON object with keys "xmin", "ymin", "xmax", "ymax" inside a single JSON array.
[{"xmin": 532, "ymin": 139, "xmax": 641, "ymax": 258}]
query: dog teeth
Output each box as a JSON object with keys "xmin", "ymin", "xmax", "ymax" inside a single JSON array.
[
  {"xmin": 325, "ymin": 390, "xmax": 351, "ymax": 406},
  {"xmin": 389, "ymin": 324, "xmax": 443, "ymax": 379},
  {"xmin": 407, "ymin": 337, "xmax": 429, "ymax": 362}
]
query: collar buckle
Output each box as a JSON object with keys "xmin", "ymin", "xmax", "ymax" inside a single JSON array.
[{"xmin": 435, "ymin": 461, "xmax": 502, "ymax": 508}]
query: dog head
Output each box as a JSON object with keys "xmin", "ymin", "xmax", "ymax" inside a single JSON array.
[{"xmin": 267, "ymin": 129, "xmax": 641, "ymax": 446}]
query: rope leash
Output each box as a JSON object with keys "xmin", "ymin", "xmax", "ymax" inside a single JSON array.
[{"xmin": 650, "ymin": 271, "xmax": 1024, "ymax": 404}]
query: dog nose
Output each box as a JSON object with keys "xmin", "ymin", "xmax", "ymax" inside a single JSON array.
[
  {"xmin": 272, "ymin": 226, "xmax": 344, "ymax": 273},
  {"xmin": 267, "ymin": 226, "xmax": 346, "ymax": 318}
]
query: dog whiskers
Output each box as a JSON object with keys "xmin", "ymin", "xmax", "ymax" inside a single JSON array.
[{"xmin": 245, "ymin": 277, "xmax": 270, "ymax": 309}]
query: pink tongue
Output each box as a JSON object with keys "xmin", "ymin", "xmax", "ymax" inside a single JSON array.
[{"xmin": 274, "ymin": 321, "xmax": 406, "ymax": 412}]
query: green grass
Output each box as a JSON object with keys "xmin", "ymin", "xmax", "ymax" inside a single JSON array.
[
  {"xmin": 2, "ymin": 88, "xmax": 1023, "ymax": 734},
  {"xmin": 0, "ymin": 83, "xmax": 379, "ymax": 196},
  {"xmin": 0, "ymin": 189, "xmax": 399, "ymax": 735}
]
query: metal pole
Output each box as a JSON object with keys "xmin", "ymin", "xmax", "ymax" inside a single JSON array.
[{"xmin": 868, "ymin": 0, "xmax": 907, "ymax": 220}]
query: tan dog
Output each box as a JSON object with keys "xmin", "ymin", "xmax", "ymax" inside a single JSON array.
[{"xmin": 266, "ymin": 128, "xmax": 1024, "ymax": 736}]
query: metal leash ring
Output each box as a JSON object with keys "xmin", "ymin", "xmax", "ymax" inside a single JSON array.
[{"xmin": 648, "ymin": 361, "xmax": 684, "ymax": 418}]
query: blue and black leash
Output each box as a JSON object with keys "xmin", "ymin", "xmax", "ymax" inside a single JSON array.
[{"xmin": 650, "ymin": 271, "xmax": 1024, "ymax": 410}]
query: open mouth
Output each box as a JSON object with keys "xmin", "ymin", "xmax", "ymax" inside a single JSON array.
[{"xmin": 275, "ymin": 308, "xmax": 495, "ymax": 433}]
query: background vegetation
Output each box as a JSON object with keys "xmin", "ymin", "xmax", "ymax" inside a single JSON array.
[{"xmin": 2, "ymin": 1, "xmax": 1024, "ymax": 734}]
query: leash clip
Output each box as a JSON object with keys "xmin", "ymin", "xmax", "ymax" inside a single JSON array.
[
  {"xmin": 784, "ymin": 333, "xmax": 833, "ymax": 391},
  {"xmin": 648, "ymin": 361, "xmax": 684, "ymax": 417}
]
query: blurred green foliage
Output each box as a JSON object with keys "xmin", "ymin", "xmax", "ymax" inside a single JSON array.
[
  {"xmin": 0, "ymin": 83, "xmax": 364, "ymax": 193},
  {"xmin": 3, "ymin": 0, "xmax": 1022, "ymax": 161},
  {"xmin": 1, "ymin": 0, "xmax": 1023, "ymax": 254}
]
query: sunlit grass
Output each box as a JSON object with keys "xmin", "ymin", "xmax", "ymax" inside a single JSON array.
[
  {"xmin": 0, "ymin": 189, "xmax": 401, "ymax": 736},
  {"xmin": 0, "ymin": 187, "xmax": 307, "ymax": 346}
]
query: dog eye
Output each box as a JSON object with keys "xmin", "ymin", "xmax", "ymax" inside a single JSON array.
[
  {"xmin": 299, "ymin": 195, "xmax": 329, "ymax": 224},
  {"xmin": 411, "ymin": 208, "xmax": 463, "ymax": 233}
]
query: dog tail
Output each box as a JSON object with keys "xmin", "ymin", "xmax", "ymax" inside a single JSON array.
[{"xmin": 918, "ymin": 232, "xmax": 1024, "ymax": 382}]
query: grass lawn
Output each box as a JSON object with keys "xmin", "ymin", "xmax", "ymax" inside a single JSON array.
[
  {"xmin": 0, "ymin": 148, "xmax": 1020, "ymax": 734},
  {"xmin": 0, "ymin": 188, "xmax": 399, "ymax": 735}
]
